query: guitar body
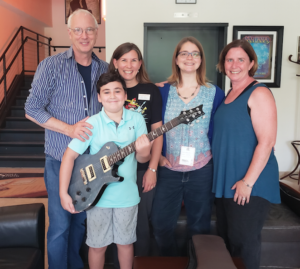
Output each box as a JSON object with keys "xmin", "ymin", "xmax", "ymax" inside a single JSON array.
[
  {"xmin": 67, "ymin": 105, "xmax": 205, "ymax": 212},
  {"xmin": 68, "ymin": 142, "xmax": 124, "ymax": 212}
]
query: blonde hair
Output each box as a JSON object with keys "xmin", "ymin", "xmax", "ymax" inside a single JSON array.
[
  {"xmin": 67, "ymin": 9, "xmax": 98, "ymax": 28},
  {"xmin": 168, "ymin": 36, "xmax": 209, "ymax": 87}
]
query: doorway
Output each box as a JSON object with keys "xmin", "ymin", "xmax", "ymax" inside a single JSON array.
[{"xmin": 144, "ymin": 23, "xmax": 228, "ymax": 89}]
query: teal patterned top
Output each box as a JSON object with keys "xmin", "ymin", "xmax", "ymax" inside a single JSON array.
[{"xmin": 164, "ymin": 84, "xmax": 216, "ymax": 172}]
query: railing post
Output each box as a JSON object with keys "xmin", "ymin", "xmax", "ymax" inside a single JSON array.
[
  {"xmin": 21, "ymin": 26, "xmax": 24, "ymax": 73},
  {"xmin": 3, "ymin": 56, "xmax": 7, "ymax": 105},
  {"xmin": 37, "ymin": 34, "xmax": 39, "ymax": 65},
  {"xmin": 49, "ymin": 38, "xmax": 52, "ymax": 56}
]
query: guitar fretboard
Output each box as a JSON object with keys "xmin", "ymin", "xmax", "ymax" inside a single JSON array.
[{"xmin": 107, "ymin": 117, "xmax": 182, "ymax": 166}]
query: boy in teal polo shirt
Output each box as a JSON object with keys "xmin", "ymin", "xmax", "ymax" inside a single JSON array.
[{"xmin": 59, "ymin": 72, "xmax": 151, "ymax": 269}]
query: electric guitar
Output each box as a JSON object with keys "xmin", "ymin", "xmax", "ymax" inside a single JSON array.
[{"xmin": 68, "ymin": 105, "xmax": 205, "ymax": 212}]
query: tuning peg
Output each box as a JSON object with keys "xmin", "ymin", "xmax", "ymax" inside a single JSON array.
[{"xmin": 183, "ymin": 112, "xmax": 186, "ymax": 115}]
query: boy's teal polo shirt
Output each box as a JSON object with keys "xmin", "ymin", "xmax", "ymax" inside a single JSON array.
[{"xmin": 68, "ymin": 107, "xmax": 147, "ymax": 208}]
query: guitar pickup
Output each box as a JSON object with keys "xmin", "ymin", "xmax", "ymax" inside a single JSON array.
[
  {"xmin": 85, "ymin": 165, "xmax": 96, "ymax": 182},
  {"xmin": 80, "ymin": 169, "xmax": 88, "ymax": 185},
  {"xmin": 100, "ymin": 156, "xmax": 111, "ymax": 173}
]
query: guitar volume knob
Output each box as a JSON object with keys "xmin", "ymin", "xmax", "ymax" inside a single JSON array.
[
  {"xmin": 86, "ymin": 187, "xmax": 91, "ymax": 192},
  {"xmin": 73, "ymin": 200, "xmax": 77, "ymax": 205},
  {"xmin": 77, "ymin": 191, "xmax": 82, "ymax": 195},
  {"xmin": 82, "ymin": 197, "xmax": 86, "ymax": 202}
]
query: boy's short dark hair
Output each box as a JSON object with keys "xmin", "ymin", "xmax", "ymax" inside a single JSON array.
[{"xmin": 97, "ymin": 72, "xmax": 127, "ymax": 94}]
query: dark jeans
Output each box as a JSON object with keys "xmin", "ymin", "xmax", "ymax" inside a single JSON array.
[
  {"xmin": 151, "ymin": 159, "xmax": 214, "ymax": 256},
  {"xmin": 215, "ymin": 196, "xmax": 271, "ymax": 269},
  {"xmin": 45, "ymin": 155, "xmax": 86, "ymax": 269}
]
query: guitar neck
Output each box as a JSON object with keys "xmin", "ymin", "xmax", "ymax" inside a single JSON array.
[{"xmin": 107, "ymin": 117, "xmax": 182, "ymax": 166}]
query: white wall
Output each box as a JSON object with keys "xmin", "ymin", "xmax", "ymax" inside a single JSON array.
[
  {"xmin": 44, "ymin": 0, "xmax": 106, "ymax": 61},
  {"xmin": 106, "ymin": 0, "xmax": 300, "ymax": 171}
]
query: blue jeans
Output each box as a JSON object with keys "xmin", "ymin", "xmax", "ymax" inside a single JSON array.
[
  {"xmin": 151, "ymin": 159, "xmax": 214, "ymax": 256},
  {"xmin": 45, "ymin": 155, "xmax": 86, "ymax": 269}
]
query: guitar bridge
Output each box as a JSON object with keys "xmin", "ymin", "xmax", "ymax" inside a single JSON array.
[
  {"xmin": 100, "ymin": 156, "xmax": 111, "ymax": 173},
  {"xmin": 80, "ymin": 169, "xmax": 88, "ymax": 185},
  {"xmin": 85, "ymin": 165, "xmax": 96, "ymax": 182}
]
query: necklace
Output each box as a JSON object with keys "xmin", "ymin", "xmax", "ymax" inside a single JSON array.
[{"xmin": 176, "ymin": 85, "xmax": 199, "ymax": 100}]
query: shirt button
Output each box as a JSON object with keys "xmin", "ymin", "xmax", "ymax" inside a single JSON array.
[
  {"xmin": 81, "ymin": 81, "xmax": 84, "ymax": 83},
  {"xmin": 83, "ymin": 95, "xmax": 86, "ymax": 98},
  {"xmin": 85, "ymin": 108, "xmax": 87, "ymax": 110}
]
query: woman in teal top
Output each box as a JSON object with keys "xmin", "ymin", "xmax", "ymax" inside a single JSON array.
[{"xmin": 212, "ymin": 39, "xmax": 280, "ymax": 269}]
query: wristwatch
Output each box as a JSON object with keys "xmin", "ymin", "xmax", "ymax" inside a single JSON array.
[{"xmin": 148, "ymin": 167, "xmax": 157, "ymax": 173}]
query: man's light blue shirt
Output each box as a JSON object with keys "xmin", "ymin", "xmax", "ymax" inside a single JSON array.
[{"xmin": 69, "ymin": 107, "xmax": 147, "ymax": 208}]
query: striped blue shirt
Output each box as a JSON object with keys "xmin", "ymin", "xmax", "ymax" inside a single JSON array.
[{"xmin": 25, "ymin": 46, "xmax": 108, "ymax": 161}]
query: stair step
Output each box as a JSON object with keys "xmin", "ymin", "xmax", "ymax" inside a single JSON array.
[
  {"xmin": 0, "ymin": 128, "xmax": 44, "ymax": 141},
  {"xmin": 0, "ymin": 154, "xmax": 45, "ymax": 168},
  {"xmin": 9, "ymin": 106, "xmax": 25, "ymax": 117},
  {"xmin": 19, "ymin": 88, "xmax": 30, "ymax": 97},
  {"xmin": 0, "ymin": 141, "xmax": 44, "ymax": 154},
  {"xmin": 14, "ymin": 96, "xmax": 27, "ymax": 106},
  {"xmin": 4, "ymin": 117, "xmax": 40, "ymax": 129}
]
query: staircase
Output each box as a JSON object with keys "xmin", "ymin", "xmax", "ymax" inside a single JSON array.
[{"xmin": 0, "ymin": 75, "xmax": 45, "ymax": 167}]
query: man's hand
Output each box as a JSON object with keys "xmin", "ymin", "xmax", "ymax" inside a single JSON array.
[{"xmin": 66, "ymin": 117, "xmax": 93, "ymax": 141}]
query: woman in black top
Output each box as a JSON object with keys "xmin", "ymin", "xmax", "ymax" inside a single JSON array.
[{"xmin": 108, "ymin": 43, "xmax": 163, "ymax": 258}]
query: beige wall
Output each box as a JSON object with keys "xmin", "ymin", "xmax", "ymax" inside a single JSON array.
[
  {"xmin": 106, "ymin": 0, "xmax": 300, "ymax": 171},
  {"xmin": 44, "ymin": 0, "xmax": 106, "ymax": 61}
]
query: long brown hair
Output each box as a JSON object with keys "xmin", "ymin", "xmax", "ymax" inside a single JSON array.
[
  {"xmin": 168, "ymin": 36, "xmax": 209, "ymax": 87},
  {"xmin": 108, "ymin": 43, "xmax": 151, "ymax": 84}
]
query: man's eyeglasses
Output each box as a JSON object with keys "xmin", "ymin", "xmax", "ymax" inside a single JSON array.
[
  {"xmin": 177, "ymin": 51, "xmax": 201, "ymax": 59},
  {"xmin": 69, "ymin": 27, "xmax": 97, "ymax": 36}
]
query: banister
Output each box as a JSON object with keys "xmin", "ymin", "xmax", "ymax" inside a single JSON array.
[
  {"xmin": 0, "ymin": 36, "xmax": 106, "ymax": 85},
  {"xmin": 0, "ymin": 26, "xmax": 22, "ymax": 62},
  {"xmin": 0, "ymin": 26, "xmax": 106, "ymax": 108},
  {"xmin": 22, "ymin": 26, "xmax": 52, "ymax": 40}
]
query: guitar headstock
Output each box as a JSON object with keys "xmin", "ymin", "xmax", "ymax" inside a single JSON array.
[{"xmin": 178, "ymin": 105, "xmax": 205, "ymax": 125}]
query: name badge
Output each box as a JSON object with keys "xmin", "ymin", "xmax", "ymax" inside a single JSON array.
[
  {"xmin": 138, "ymin": 94, "xmax": 150, "ymax": 101},
  {"xmin": 179, "ymin": 146, "xmax": 195, "ymax": 166}
]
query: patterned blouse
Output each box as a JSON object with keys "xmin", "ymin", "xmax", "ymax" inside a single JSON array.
[{"xmin": 164, "ymin": 84, "xmax": 216, "ymax": 172}]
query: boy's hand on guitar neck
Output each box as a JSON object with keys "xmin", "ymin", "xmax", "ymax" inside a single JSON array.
[{"xmin": 135, "ymin": 134, "xmax": 152, "ymax": 163}]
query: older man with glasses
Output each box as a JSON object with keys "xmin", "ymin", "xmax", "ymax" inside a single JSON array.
[{"xmin": 25, "ymin": 9, "xmax": 108, "ymax": 269}]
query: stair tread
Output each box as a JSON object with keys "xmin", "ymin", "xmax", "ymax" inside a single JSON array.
[
  {"xmin": 5, "ymin": 116, "xmax": 29, "ymax": 120},
  {"xmin": 0, "ymin": 154, "xmax": 45, "ymax": 158},
  {"xmin": 0, "ymin": 128, "xmax": 44, "ymax": 132},
  {"xmin": 15, "ymin": 96, "xmax": 27, "ymax": 99},
  {"xmin": 0, "ymin": 141, "xmax": 45, "ymax": 146},
  {"xmin": 11, "ymin": 106, "xmax": 25, "ymax": 109}
]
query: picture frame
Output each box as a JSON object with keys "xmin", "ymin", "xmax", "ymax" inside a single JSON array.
[
  {"xmin": 65, "ymin": 0, "xmax": 101, "ymax": 24},
  {"xmin": 233, "ymin": 26, "xmax": 284, "ymax": 88}
]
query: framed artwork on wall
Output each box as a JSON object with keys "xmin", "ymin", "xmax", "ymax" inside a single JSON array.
[
  {"xmin": 233, "ymin": 26, "xmax": 284, "ymax": 88},
  {"xmin": 65, "ymin": 0, "xmax": 101, "ymax": 24}
]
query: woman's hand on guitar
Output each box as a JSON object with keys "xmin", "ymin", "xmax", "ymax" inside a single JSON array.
[
  {"xmin": 60, "ymin": 193, "xmax": 78, "ymax": 214},
  {"xmin": 159, "ymin": 155, "xmax": 172, "ymax": 168}
]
